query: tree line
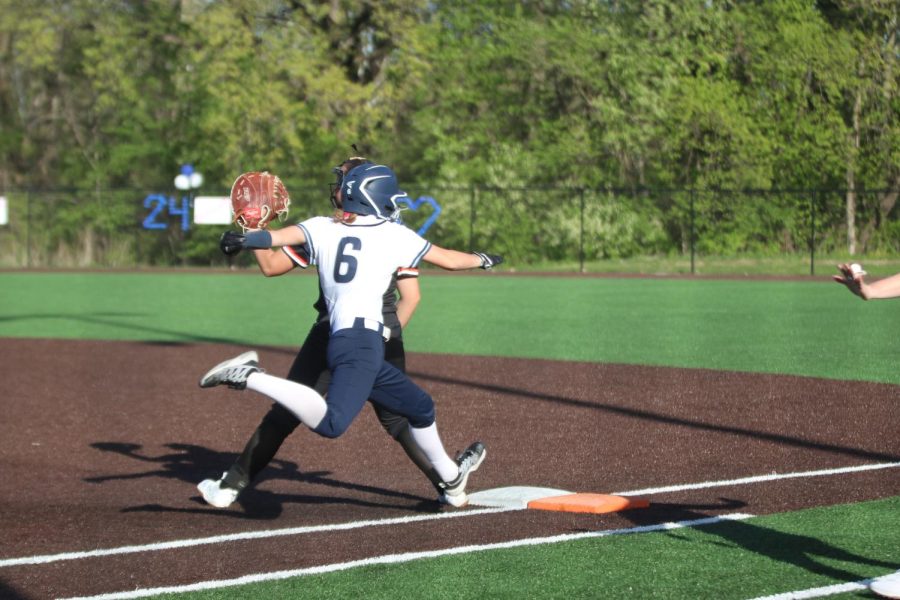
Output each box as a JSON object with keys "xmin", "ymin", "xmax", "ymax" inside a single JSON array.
[{"xmin": 1, "ymin": 0, "xmax": 897, "ymax": 258}]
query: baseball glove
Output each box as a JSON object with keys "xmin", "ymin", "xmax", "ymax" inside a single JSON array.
[{"xmin": 229, "ymin": 171, "xmax": 291, "ymax": 232}]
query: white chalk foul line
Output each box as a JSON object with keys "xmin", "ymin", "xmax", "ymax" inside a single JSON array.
[
  {"xmin": 747, "ymin": 579, "xmax": 873, "ymax": 599},
  {"xmin": 0, "ymin": 507, "xmax": 510, "ymax": 568},
  {"xmin": 58, "ymin": 513, "xmax": 755, "ymax": 600},
  {"xmin": 4, "ymin": 460, "xmax": 897, "ymax": 570},
  {"xmin": 613, "ymin": 461, "xmax": 900, "ymax": 496}
]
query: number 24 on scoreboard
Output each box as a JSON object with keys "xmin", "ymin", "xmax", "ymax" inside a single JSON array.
[{"xmin": 142, "ymin": 194, "xmax": 190, "ymax": 231}]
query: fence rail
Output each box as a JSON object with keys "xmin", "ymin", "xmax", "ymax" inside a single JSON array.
[{"xmin": 0, "ymin": 186, "xmax": 897, "ymax": 273}]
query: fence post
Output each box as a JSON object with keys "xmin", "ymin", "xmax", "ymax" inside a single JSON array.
[
  {"xmin": 809, "ymin": 189, "xmax": 816, "ymax": 276},
  {"xmin": 468, "ymin": 184, "xmax": 476, "ymax": 252},
  {"xmin": 579, "ymin": 187, "xmax": 585, "ymax": 273},
  {"xmin": 690, "ymin": 188, "xmax": 696, "ymax": 275}
]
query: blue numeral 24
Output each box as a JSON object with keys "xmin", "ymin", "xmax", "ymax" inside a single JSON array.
[{"xmin": 143, "ymin": 195, "xmax": 190, "ymax": 231}]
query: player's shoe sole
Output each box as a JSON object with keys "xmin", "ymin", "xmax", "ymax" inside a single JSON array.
[{"xmin": 199, "ymin": 351, "xmax": 261, "ymax": 389}]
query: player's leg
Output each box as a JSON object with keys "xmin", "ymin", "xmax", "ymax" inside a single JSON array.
[
  {"xmin": 237, "ymin": 326, "xmax": 380, "ymax": 437},
  {"xmin": 373, "ymin": 336, "xmax": 443, "ymax": 492},
  {"xmin": 366, "ymin": 363, "xmax": 456, "ymax": 479},
  {"xmin": 198, "ymin": 323, "xmax": 329, "ymax": 507},
  {"xmin": 310, "ymin": 327, "xmax": 383, "ymax": 438},
  {"xmin": 368, "ymin": 363, "xmax": 486, "ymax": 506},
  {"xmin": 232, "ymin": 323, "xmax": 331, "ymax": 480}
]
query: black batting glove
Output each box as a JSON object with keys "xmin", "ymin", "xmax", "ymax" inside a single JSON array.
[
  {"xmin": 219, "ymin": 230, "xmax": 246, "ymax": 256},
  {"xmin": 473, "ymin": 252, "xmax": 503, "ymax": 270}
]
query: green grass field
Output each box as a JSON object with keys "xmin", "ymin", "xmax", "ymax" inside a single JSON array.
[
  {"xmin": 140, "ymin": 497, "xmax": 900, "ymax": 600},
  {"xmin": 1, "ymin": 271, "xmax": 897, "ymax": 599},
  {"xmin": 2, "ymin": 271, "xmax": 897, "ymax": 383}
]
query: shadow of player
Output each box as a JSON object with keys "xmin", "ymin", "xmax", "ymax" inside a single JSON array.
[
  {"xmin": 621, "ymin": 498, "xmax": 897, "ymax": 584},
  {"xmin": 86, "ymin": 441, "xmax": 436, "ymax": 519}
]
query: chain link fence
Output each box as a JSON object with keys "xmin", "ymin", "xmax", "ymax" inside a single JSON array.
[{"xmin": 1, "ymin": 186, "xmax": 897, "ymax": 273}]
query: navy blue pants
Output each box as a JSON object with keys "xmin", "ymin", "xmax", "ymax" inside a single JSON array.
[{"xmin": 313, "ymin": 324, "xmax": 435, "ymax": 438}]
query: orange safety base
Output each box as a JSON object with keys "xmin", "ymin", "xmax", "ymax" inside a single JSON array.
[{"xmin": 527, "ymin": 493, "xmax": 650, "ymax": 514}]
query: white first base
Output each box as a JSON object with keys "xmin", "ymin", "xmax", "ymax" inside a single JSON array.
[{"xmin": 468, "ymin": 486, "xmax": 574, "ymax": 509}]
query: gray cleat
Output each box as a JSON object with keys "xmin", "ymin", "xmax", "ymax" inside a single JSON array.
[
  {"xmin": 438, "ymin": 441, "xmax": 487, "ymax": 507},
  {"xmin": 199, "ymin": 351, "xmax": 262, "ymax": 390}
]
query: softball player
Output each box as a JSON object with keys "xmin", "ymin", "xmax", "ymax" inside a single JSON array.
[
  {"xmin": 198, "ymin": 160, "xmax": 444, "ymax": 508},
  {"xmin": 200, "ymin": 162, "xmax": 502, "ymax": 506}
]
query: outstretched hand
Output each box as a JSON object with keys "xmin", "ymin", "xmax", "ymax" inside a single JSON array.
[
  {"xmin": 832, "ymin": 263, "xmax": 867, "ymax": 299},
  {"xmin": 474, "ymin": 252, "xmax": 503, "ymax": 270}
]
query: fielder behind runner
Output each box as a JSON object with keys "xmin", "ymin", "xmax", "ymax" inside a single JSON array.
[{"xmin": 199, "ymin": 162, "xmax": 503, "ymax": 507}]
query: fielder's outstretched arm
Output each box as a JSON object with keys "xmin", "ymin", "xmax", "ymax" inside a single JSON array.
[
  {"xmin": 233, "ymin": 226, "xmax": 306, "ymax": 251},
  {"xmin": 833, "ymin": 264, "xmax": 900, "ymax": 300}
]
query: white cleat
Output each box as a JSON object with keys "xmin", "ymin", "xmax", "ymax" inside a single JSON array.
[{"xmin": 197, "ymin": 473, "xmax": 241, "ymax": 508}]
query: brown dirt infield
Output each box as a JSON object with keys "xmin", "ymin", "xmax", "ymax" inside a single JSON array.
[{"xmin": 0, "ymin": 338, "xmax": 897, "ymax": 599}]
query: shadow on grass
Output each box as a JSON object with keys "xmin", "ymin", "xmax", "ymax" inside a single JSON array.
[
  {"xmin": 623, "ymin": 498, "xmax": 898, "ymax": 584},
  {"xmin": 0, "ymin": 311, "xmax": 298, "ymax": 353}
]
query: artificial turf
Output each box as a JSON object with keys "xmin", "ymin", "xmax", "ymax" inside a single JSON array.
[
  {"xmin": 1, "ymin": 271, "xmax": 897, "ymax": 383},
  {"xmin": 149, "ymin": 496, "xmax": 900, "ymax": 599}
]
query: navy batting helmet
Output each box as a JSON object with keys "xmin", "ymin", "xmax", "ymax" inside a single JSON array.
[{"xmin": 340, "ymin": 163, "xmax": 408, "ymax": 220}]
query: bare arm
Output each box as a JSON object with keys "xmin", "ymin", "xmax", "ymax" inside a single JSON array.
[
  {"xmin": 866, "ymin": 273, "xmax": 900, "ymax": 299},
  {"xmin": 422, "ymin": 245, "xmax": 484, "ymax": 270},
  {"xmin": 395, "ymin": 276, "xmax": 421, "ymax": 329},
  {"xmin": 833, "ymin": 264, "xmax": 900, "ymax": 300},
  {"xmin": 253, "ymin": 249, "xmax": 295, "ymax": 277}
]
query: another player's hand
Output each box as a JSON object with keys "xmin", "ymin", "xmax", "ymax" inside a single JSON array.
[
  {"xmin": 473, "ymin": 252, "xmax": 503, "ymax": 270},
  {"xmin": 220, "ymin": 230, "xmax": 246, "ymax": 256},
  {"xmin": 832, "ymin": 263, "xmax": 867, "ymax": 299}
]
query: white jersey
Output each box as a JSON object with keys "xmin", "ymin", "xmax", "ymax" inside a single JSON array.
[{"xmin": 298, "ymin": 215, "xmax": 432, "ymax": 333}]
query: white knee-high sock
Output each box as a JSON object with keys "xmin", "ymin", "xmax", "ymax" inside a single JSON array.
[
  {"xmin": 410, "ymin": 423, "xmax": 459, "ymax": 483},
  {"xmin": 246, "ymin": 373, "xmax": 327, "ymax": 429}
]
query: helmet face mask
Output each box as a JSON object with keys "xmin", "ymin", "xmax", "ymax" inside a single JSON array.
[
  {"xmin": 329, "ymin": 157, "xmax": 370, "ymax": 209},
  {"xmin": 340, "ymin": 163, "xmax": 408, "ymax": 221}
]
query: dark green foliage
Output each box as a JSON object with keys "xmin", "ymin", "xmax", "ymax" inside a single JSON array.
[{"xmin": 0, "ymin": 1, "xmax": 896, "ymax": 263}]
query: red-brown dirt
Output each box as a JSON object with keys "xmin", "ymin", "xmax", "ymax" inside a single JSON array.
[{"xmin": 0, "ymin": 338, "xmax": 897, "ymax": 599}]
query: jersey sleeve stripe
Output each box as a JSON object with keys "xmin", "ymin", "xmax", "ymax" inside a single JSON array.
[
  {"xmin": 411, "ymin": 241, "xmax": 432, "ymax": 267},
  {"xmin": 396, "ymin": 267, "xmax": 419, "ymax": 279},
  {"xmin": 282, "ymin": 245, "xmax": 309, "ymax": 268}
]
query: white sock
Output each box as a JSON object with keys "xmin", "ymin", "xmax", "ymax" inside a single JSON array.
[
  {"xmin": 409, "ymin": 423, "xmax": 459, "ymax": 483},
  {"xmin": 246, "ymin": 372, "xmax": 327, "ymax": 429}
]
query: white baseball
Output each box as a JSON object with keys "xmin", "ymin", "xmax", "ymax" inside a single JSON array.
[{"xmin": 850, "ymin": 263, "xmax": 867, "ymax": 276}]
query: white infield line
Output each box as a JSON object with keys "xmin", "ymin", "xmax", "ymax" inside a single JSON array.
[
  {"xmin": 747, "ymin": 579, "xmax": 873, "ymax": 599},
  {"xmin": 613, "ymin": 461, "xmax": 900, "ymax": 496},
  {"xmin": 58, "ymin": 514, "xmax": 755, "ymax": 600},
  {"xmin": 3, "ymin": 461, "xmax": 897, "ymax": 570},
  {"xmin": 0, "ymin": 507, "xmax": 509, "ymax": 568}
]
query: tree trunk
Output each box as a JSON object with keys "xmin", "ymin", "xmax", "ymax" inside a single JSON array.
[{"xmin": 845, "ymin": 88, "xmax": 861, "ymax": 255}]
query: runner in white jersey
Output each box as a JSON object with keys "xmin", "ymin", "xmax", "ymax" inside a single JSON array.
[
  {"xmin": 298, "ymin": 213, "xmax": 431, "ymax": 337},
  {"xmin": 199, "ymin": 162, "xmax": 503, "ymax": 507}
]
